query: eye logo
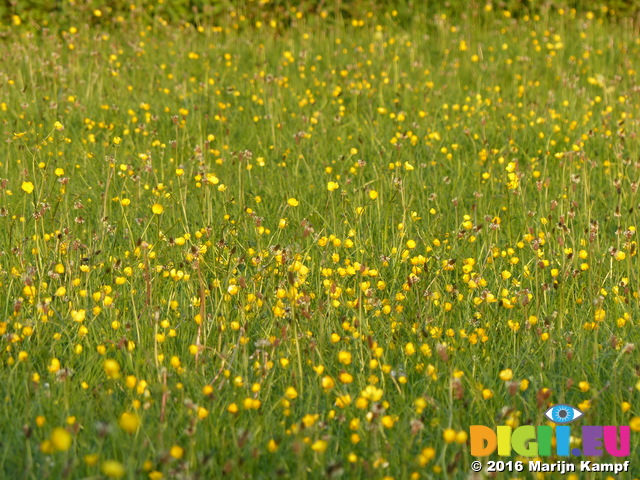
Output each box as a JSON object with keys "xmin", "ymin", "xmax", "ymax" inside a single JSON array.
[{"xmin": 544, "ymin": 404, "xmax": 584, "ymax": 424}]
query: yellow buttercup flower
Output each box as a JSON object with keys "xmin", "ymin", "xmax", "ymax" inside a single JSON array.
[
  {"xmin": 169, "ymin": 445, "xmax": 184, "ymax": 459},
  {"xmin": 103, "ymin": 359, "xmax": 121, "ymax": 379},
  {"xmin": 21, "ymin": 181, "xmax": 35, "ymax": 194},
  {"xmin": 151, "ymin": 204, "xmax": 164, "ymax": 215},
  {"xmin": 118, "ymin": 412, "xmax": 140, "ymax": 434},
  {"xmin": 50, "ymin": 427, "xmax": 72, "ymax": 452},
  {"xmin": 101, "ymin": 460, "xmax": 125, "ymax": 478},
  {"xmin": 311, "ymin": 439, "xmax": 327, "ymax": 453}
]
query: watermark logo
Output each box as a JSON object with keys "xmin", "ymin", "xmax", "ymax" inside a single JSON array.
[
  {"xmin": 468, "ymin": 404, "xmax": 632, "ymax": 474},
  {"xmin": 470, "ymin": 404, "xmax": 630, "ymax": 457}
]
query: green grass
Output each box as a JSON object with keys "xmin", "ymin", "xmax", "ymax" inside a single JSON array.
[{"xmin": 0, "ymin": 4, "xmax": 639, "ymax": 479}]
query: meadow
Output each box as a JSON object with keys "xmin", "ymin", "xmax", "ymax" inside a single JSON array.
[{"xmin": 0, "ymin": 2, "xmax": 639, "ymax": 479}]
